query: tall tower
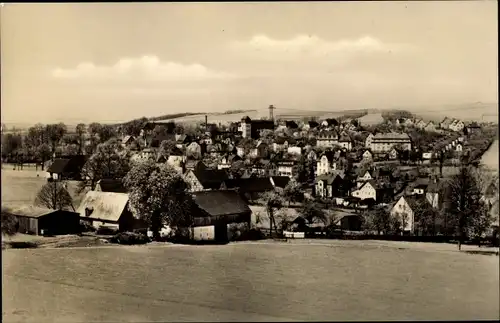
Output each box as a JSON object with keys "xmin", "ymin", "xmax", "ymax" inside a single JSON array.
[{"xmin": 268, "ymin": 105, "xmax": 276, "ymax": 121}]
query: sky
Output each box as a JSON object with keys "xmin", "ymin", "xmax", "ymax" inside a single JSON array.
[{"xmin": 1, "ymin": 2, "xmax": 498, "ymax": 124}]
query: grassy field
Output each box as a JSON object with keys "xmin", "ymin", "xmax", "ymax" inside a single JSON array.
[
  {"xmin": 2, "ymin": 241, "xmax": 498, "ymax": 322},
  {"xmin": 1, "ymin": 166, "xmax": 86, "ymax": 209}
]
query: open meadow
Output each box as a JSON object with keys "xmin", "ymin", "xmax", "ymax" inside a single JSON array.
[
  {"xmin": 2, "ymin": 241, "xmax": 498, "ymax": 322},
  {"xmin": 1, "ymin": 165, "xmax": 85, "ymax": 209}
]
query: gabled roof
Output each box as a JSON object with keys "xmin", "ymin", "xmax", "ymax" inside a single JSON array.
[
  {"xmin": 47, "ymin": 158, "xmax": 70, "ymax": 174},
  {"xmin": 317, "ymin": 130, "xmax": 338, "ymax": 138},
  {"xmin": 77, "ymin": 191, "xmax": 129, "ymax": 222},
  {"xmin": 223, "ymin": 177, "xmax": 275, "ymax": 192},
  {"xmin": 192, "ymin": 190, "xmax": 251, "ymax": 217},
  {"xmin": 193, "ymin": 168, "xmax": 229, "ymax": 189},
  {"xmin": 96, "ymin": 179, "xmax": 127, "ymax": 193},
  {"xmin": 241, "ymin": 116, "xmax": 252, "ymax": 122},
  {"xmin": 320, "ymin": 151, "xmax": 337, "ymax": 163},
  {"xmin": 271, "ymin": 176, "xmax": 291, "ymax": 188},
  {"xmin": 339, "ymin": 135, "xmax": 352, "ymax": 142},
  {"xmin": 122, "ymin": 135, "xmax": 135, "ymax": 144},
  {"xmin": 2, "ymin": 204, "xmax": 55, "ymax": 218},
  {"xmin": 358, "ymin": 180, "xmax": 377, "ymax": 191}
]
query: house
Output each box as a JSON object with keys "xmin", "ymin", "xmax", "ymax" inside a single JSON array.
[
  {"xmin": 351, "ymin": 180, "xmax": 377, "ymax": 201},
  {"xmin": 273, "ymin": 137, "xmax": 296, "ymax": 152},
  {"xmin": 239, "ymin": 116, "xmax": 274, "ymax": 139},
  {"xmin": 287, "ymin": 146, "xmax": 302, "ymax": 156},
  {"xmin": 424, "ymin": 121, "xmax": 437, "ymax": 133},
  {"xmin": 46, "ymin": 155, "xmax": 88, "ymax": 181},
  {"xmin": 449, "ymin": 120, "xmax": 465, "ymax": 132},
  {"xmin": 413, "ymin": 184, "xmax": 428, "ymax": 195},
  {"xmin": 184, "ymin": 160, "xmax": 205, "ymax": 173},
  {"xmin": 77, "ymin": 191, "xmax": 145, "ymax": 232},
  {"xmin": 338, "ymin": 135, "xmax": 353, "ymax": 151},
  {"xmin": 439, "ymin": 117, "xmax": 453, "ymax": 130},
  {"xmin": 132, "ymin": 148, "xmax": 156, "ymax": 163},
  {"xmin": 422, "ymin": 152, "xmax": 433, "ymax": 160},
  {"xmin": 390, "ymin": 195, "xmax": 431, "ymax": 233},
  {"xmin": 184, "ymin": 167, "xmax": 229, "ymax": 192},
  {"xmin": 221, "ymin": 177, "xmax": 276, "ymax": 202},
  {"xmin": 465, "ymin": 122, "xmax": 481, "ymax": 135},
  {"xmin": 415, "ymin": 119, "xmax": 427, "ymax": 130},
  {"xmin": 217, "ymin": 154, "xmax": 242, "ymax": 170},
  {"xmin": 455, "ymin": 143, "xmax": 463, "ymax": 152},
  {"xmin": 316, "ymin": 151, "xmax": 338, "ymax": 176},
  {"xmin": 277, "ymin": 160, "xmax": 296, "ymax": 178},
  {"xmin": 387, "ymin": 147, "xmax": 399, "ymax": 160},
  {"xmin": 356, "ymin": 171, "xmax": 373, "ymax": 185},
  {"xmin": 250, "ymin": 159, "xmax": 276, "ymax": 177},
  {"xmin": 316, "ymin": 130, "xmax": 339, "ymax": 148},
  {"xmin": 190, "ymin": 190, "xmax": 252, "ymax": 242},
  {"xmin": 370, "ymin": 133, "xmax": 412, "ymax": 153},
  {"xmin": 95, "ymin": 179, "xmax": 127, "ymax": 193},
  {"xmin": 250, "ymin": 141, "xmax": 269, "ymax": 159},
  {"xmin": 426, "ymin": 181, "xmax": 440, "ymax": 209},
  {"xmin": 2, "ymin": 205, "xmax": 80, "ymax": 236},
  {"xmin": 365, "ymin": 133, "xmax": 374, "ymax": 148},
  {"xmin": 315, "ymin": 172, "xmax": 349, "ymax": 198},
  {"xmin": 121, "ymin": 135, "xmax": 137, "ymax": 148},
  {"xmin": 306, "ymin": 150, "xmax": 318, "ymax": 161},
  {"xmin": 175, "ymin": 134, "xmax": 191, "ymax": 149},
  {"xmin": 361, "ymin": 149, "xmax": 373, "ymax": 162}
]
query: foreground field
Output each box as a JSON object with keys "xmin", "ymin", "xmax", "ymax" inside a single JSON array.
[{"xmin": 3, "ymin": 241, "xmax": 498, "ymax": 322}]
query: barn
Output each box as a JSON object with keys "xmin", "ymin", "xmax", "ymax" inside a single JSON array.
[
  {"xmin": 1, "ymin": 205, "xmax": 81, "ymax": 236},
  {"xmin": 76, "ymin": 191, "xmax": 145, "ymax": 232},
  {"xmin": 191, "ymin": 190, "xmax": 252, "ymax": 242},
  {"xmin": 46, "ymin": 155, "xmax": 88, "ymax": 181}
]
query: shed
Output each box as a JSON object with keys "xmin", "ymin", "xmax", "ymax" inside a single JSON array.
[
  {"xmin": 191, "ymin": 190, "xmax": 252, "ymax": 242},
  {"xmin": 76, "ymin": 191, "xmax": 144, "ymax": 232},
  {"xmin": 2, "ymin": 205, "xmax": 80, "ymax": 236}
]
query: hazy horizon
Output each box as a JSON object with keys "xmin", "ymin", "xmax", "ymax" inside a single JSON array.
[{"xmin": 1, "ymin": 2, "xmax": 498, "ymax": 124}]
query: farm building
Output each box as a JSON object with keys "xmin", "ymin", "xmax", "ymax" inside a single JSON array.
[
  {"xmin": 95, "ymin": 179, "xmax": 127, "ymax": 193},
  {"xmin": 77, "ymin": 191, "xmax": 145, "ymax": 232},
  {"xmin": 190, "ymin": 190, "xmax": 252, "ymax": 242},
  {"xmin": 2, "ymin": 205, "xmax": 80, "ymax": 236},
  {"xmin": 46, "ymin": 155, "xmax": 88, "ymax": 181}
]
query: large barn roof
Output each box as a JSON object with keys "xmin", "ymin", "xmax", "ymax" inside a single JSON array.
[
  {"xmin": 77, "ymin": 191, "xmax": 129, "ymax": 222},
  {"xmin": 192, "ymin": 190, "xmax": 251, "ymax": 217}
]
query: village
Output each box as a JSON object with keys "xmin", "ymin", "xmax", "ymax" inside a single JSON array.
[{"xmin": 1, "ymin": 107, "xmax": 498, "ymax": 247}]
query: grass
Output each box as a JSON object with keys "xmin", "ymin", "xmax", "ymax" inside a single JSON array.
[
  {"xmin": 2, "ymin": 241, "xmax": 498, "ymax": 322},
  {"xmin": 1, "ymin": 166, "xmax": 85, "ymax": 209}
]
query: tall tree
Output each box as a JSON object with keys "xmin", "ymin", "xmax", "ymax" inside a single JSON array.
[
  {"xmin": 124, "ymin": 161, "xmax": 193, "ymax": 240},
  {"xmin": 159, "ymin": 140, "xmax": 177, "ymax": 160},
  {"xmin": 98, "ymin": 124, "xmax": 116, "ymax": 143},
  {"xmin": 300, "ymin": 201, "xmax": 328, "ymax": 225},
  {"xmin": 35, "ymin": 143, "xmax": 52, "ymax": 170},
  {"xmin": 283, "ymin": 178, "xmax": 304, "ymax": 207},
  {"xmin": 258, "ymin": 189, "xmax": 285, "ymax": 237},
  {"xmin": 445, "ymin": 166, "xmax": 489, "ymax": 250},
  {"xmin": 45, "ymin": 123, "xmax": 67, "ymax": 155},
  {"xmin": 75, "ymin": 123, "xmax": 86, "ymax": 154},
  {"xmin": 87, "ymin": 122, "xmax": 102, "ymax": 153},
  {"xmin": 362, "ymin": 206, "xmax": 391, "ymax": 235},
  {"xmin": 34, "ymin": 181, "xmax": 75, "ymax": 211},
  {"xmin": 79, "ymin": 140, "xmax": 130, "ymax": 191}
]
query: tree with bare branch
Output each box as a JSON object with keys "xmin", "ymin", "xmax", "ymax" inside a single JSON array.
[{"xmin": 34, "ymin": 181, "xmax": 75, "ymax": 211}]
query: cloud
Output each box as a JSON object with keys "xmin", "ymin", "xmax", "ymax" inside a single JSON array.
[
  {"xmin": 230, "ymin": 34, "xmax": 414, "ymax": 63},
  {"xmin": 51, "ymin": 56, "xmax": 235, "ymax": 81}
]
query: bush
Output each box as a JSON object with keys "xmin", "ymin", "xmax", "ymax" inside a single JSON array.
[
  {"xmin": 111, "ymin": 232, "xmax": 150, "ymax": 245},
  {"xmin": 96, "ymin": 226, "xmax": 119, "ymax": 236},
  {"xmin": 238, "ymin": 228, "xmax": 265, "ymax": 241},
  {"xmin": 80, "ymin": 221, "xmax": 96, "ymax": 233}
]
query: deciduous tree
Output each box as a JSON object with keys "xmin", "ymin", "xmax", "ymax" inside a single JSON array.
[
  {"xmin": 124, "ymin": 161, "xmax": 193, "ymax": 240},
  {"xmin": 258, "ymin": 188, "xmax": 285, "ymax": 237},
  {"xmin": 34, "ymin": 181, "xmax": 75, "ymax": 211}
]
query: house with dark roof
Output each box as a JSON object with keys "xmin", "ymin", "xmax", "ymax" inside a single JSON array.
[
  {"xmin": 315, "ymin": 172, "xmax": 349, "ymax": 199},
  {"xmin": 191, "ymin": 190, "xmax": 252, "ymax": 242},
  {"xmin": 184, "ymin": 167, "xmax": 229, "ymax": 192},
  {"xmin": 46, "ymin": 155, "xmax": 88, "ymax": 181},
  {"xmin": 316, "ymin": 130, "xmax": 339, "ymax": 148},
  {"xmin": 221, "ymin": 177, "xmax": 276, "ymax": 202},
  {"xmin": 95, "ymin": 179, "xmax": 127, "ymax": 193}
]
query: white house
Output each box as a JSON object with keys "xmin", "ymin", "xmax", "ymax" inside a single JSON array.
[
  {"xmin": 455, "ymin": 143, "xmax": 463, "ymax": 152},
  {"xmin": 449, "ymin": 120, "xmax": 465, "ymax": 132},
  {"xmin": 316, "ymin": 130, "xmax": 339, "ymax": 148},
  {"xmin": 186, "ymin": 142, "xmax": 202, "ymax": 159},
  {"xmin": 277, "ymin": 161, "xmax": 295, "ymax": 178},
  {"xmin": 338, "ymin": 135, "xmax": 353, "ymax": 151},
  {"xmin": 236, "ymin": 146, "xmax": 245, "ymax": 157},
  {"xmin": 316, "ymin": 151, "xmax": 337, "ymax": 176},
  {"xmin": 390, "ymin": 196, "xmax": 418, "ymax": 233},
  {"xmin": 362, "ymin": 150, "xmax": 373, "ymax": 161},
  {"xmin": 415, "ymin": 119, "xmax": 427, "ymax": 130},
  {"xmin": 370, "ymin": 133, "xmax": 412, "ymax": 153},
  {"xmin": 422, "ymin": 152, "xmax": 433, "ymax": 160},
  {"xmin": 351, "ymin": 181, "xmax": 377, "ymax": 200}
]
